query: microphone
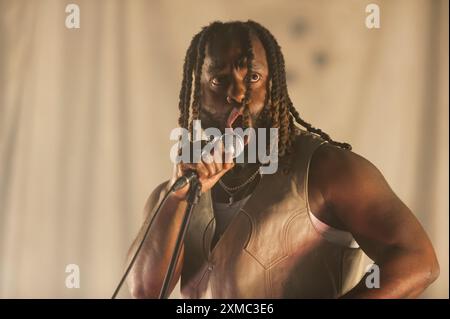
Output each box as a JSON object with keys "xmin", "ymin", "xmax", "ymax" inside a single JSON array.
[
  {"xmin": 171, "ymin": 132, "xmax": 245, "ymax": 192},
  {"xmin": 170, "ymin": 170, "xmax": 198, "ymax": 192},
  {"xmin": 209, "ymin": 131, "xmax": 245, "ymax": 159}
]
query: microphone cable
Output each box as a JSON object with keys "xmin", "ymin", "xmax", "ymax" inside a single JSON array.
[{"xmin": 111, "ymin": 171, "xmax": 198, "ymax": 299}]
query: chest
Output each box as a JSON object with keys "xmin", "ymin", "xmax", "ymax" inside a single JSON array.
[{"xmin": 180, "ymin": 170, "xmax": 323, "ymax": 298}]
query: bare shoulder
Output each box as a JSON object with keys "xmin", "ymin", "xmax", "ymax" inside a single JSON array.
[
  {"xmin": 293, "ymin": 130, "xmax": 381, "ymax": 183},
  {"xmin": 310, "ymin": 142, "xmax": 387, "ymax": 193},
  {"xmin": 143, "ymin": 180, "xmax": 170, "ymax": 219},
  {"xmin": 308, "ymin": 142, "xmax": 394, "ymax": 230}
]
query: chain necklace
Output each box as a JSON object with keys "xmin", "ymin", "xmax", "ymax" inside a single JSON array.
[{"xmin": 218, "ymin": 166, "xmax": 261, "ymax": 206}]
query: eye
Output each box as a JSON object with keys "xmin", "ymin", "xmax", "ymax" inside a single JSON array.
[
  {"xmin": 211, "ymin": 78, "xmax": 221, "ymax": 86},
  {"xmin": 250, "ymin": 73, "xmax": 261, "ymax": 83},
  {"xmin": 211, "ymin": 76, "xmax": 226, "ymax": 86}
]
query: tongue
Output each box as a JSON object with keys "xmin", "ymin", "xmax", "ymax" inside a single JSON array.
[
  {"xmin": 231, "ymin": 115, "xmax": 244, "ymax": 130},
  {"xmin": 226, "ymin": 108, "xmax": 251, "ymax": 146},
  {"xmin": 226, "ymin": 107, "xmax": 243, "ymax": 128}
]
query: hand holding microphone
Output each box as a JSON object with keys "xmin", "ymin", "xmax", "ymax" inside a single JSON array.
[
  {"xmin": 112, "ymin": 132, "xmax": 245, "ymax": 299},
  {"xmin": 170, "ymin": 132, "xmax": 244, "ymax": 200}
]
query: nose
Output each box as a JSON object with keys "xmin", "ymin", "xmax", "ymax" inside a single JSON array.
[{"xmin": 227, "ymin": 76, "xmax": 245, "ymax": 105}]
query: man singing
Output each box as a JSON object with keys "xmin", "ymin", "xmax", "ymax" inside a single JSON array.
[{"xmin": 127, "ymin": 21, "xmax": 439, "ymax": 298}]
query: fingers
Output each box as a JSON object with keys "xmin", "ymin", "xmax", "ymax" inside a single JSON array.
[
  {"xmin": 180, "ymin": 162, "xmax": 209, "ymax": 179},
  {"xmin": 223, "ymin": 148, "xmax": 234, "ymax": 170},
  {"xmin": 210, "ymin": 140, "xmax": 223, "ymax": 172},
  {"xmin": 201, "ymin": 153, "xmax": 217, "ymax": 176},
  {"xmin": 179, "ymin": 149, "xmax": 233, "ymax": 180},
  {"xmin": 176, "ymin": 138, "xmax": 236, "ymax": 191}
]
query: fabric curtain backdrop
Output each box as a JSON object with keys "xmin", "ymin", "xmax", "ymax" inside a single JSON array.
[{"xmin": 0, "ymin": 0, "xmax": 447, "ymax": 298}]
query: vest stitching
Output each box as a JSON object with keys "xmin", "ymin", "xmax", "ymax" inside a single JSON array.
[
  {"xmin": 244, "ymin": 206, "xmax": 302, "ymax": 268},
  {"xmin": 283, "ymin": 208, "xmax": 308, "ymax": 255},
  {"xmin": 202, "ymin": 217, "xmax": 215, "ymax": 261}
]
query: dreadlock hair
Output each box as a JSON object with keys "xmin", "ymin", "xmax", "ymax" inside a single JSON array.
[{"xmin": 177, "ymin": 20, "xmax": 352, "ymax": 157}]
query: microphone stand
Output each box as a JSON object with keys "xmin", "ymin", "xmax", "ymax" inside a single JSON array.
[
  {"xmin": 158, "ymin": 177, "xmax": 202, "ymax": 299},
  {"xmin": 111, "ymin": 173, "xmax": 201, "ymax": 299},
  {"xmin": 111, "ymin": 134, "xmax": 241, "ymax": 298}
]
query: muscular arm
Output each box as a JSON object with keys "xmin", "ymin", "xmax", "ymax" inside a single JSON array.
[
  {"xmin": 127, "ymin": 144, "xmax": 234, "ymax": 298},
  {"xmin": 309, "ymin": 144, "xmax": 439, "ymax": 298},
  {"xmin": 126, "ymin": 181, "xmax": 187, "ymax": 298}
]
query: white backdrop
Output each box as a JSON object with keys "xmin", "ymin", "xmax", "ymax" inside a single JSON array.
[{"xmin": 0, "ymin": 0, "xmax": 448, "ymax": 298}]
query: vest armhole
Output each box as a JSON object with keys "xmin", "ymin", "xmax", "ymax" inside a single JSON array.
[{"xmin": 304, "ymin": 141, "xmax": 360, "ymax": 249}]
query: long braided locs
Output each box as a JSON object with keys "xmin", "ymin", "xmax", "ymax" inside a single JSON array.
[{"xmin": 176, "ymin": 20, "xmax": 352, "ymax": 158}]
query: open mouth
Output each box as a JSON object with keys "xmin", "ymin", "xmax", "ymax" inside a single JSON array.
[
  {"xmin": 227, "ymin": 112, "xmax": 250, "ymax": 145},
  {"xmin": 231, "ymin": 114, "xmax": 244, "ymax": 130},
  {"xmin": 226, "ymin": 108, "xmax": 242, "ymax": 129}
]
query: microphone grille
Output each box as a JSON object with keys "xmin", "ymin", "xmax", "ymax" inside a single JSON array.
[{"xmin": 221, "ymin": 132, "xmax": 244, "ymax": 158}]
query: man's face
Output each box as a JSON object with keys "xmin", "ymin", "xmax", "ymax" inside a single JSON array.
[{"xmin": 199, "ymin": 34, "xmax": 269, "ymax": 133}]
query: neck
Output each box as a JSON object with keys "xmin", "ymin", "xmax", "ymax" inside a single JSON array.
[
  {"xmin": 213, "ymin": 163, "xmax": 262, "ymax": 204},
  {"xmin": 225, "ymin": 162, "xmax": 260, "ymax": 181}
]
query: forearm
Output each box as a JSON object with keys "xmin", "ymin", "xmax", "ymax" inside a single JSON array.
[
  {"xmin": 341, "ymin": 249, "xmax": 439, "ymax": 299},
  {"xmin": 127, "ymin": 193, "xmax": 187, "ymax": 298}
]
